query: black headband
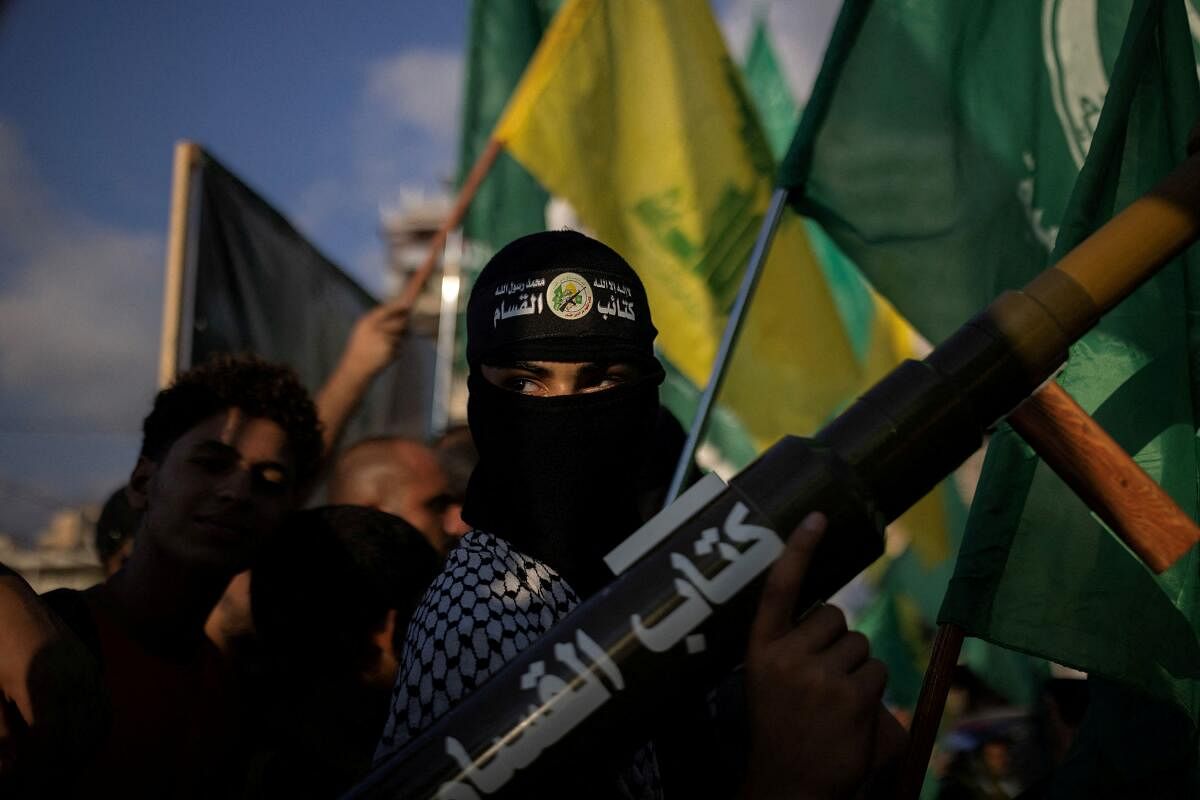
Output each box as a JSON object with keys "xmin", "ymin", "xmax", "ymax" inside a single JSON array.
[{"xmin": 466, "ymin": 232, "xmax": 659, "ymax": 369}]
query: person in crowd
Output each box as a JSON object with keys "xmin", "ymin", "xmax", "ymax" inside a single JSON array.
[
  {"xmin": 36, "ymin": 353, "xmax": 323, "ymax": 798},
  {"xmin": 244, "ymin": 505, "xmax": 441, "ymax": 797},
  {"xmin": 329, "ymin": 436, "xmax": 457, "ymax": 555},
  {"xmin": 432, "ymin": 424, "xmax": 477, "ymax": 537},
  {"xmin": 94, "ymin": 487, "xmax": 140, "ymax": 578},
  {"xmin": 201, "ymin": 305, "xmax": 412, "ymax": 678},
  {"xmin": 373, "ymin": 230, "xmax": 904, "ymax": 798},
  {"xmin": 0, "ymin": 565, "xmax": 107, "ymax": 796}
]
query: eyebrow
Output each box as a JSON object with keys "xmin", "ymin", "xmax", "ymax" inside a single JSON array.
[
  {"xmin": 191, "ymin": 440, "xmax": 290, "ymax": 474},
  {"xmin": 510, "ymin": 361, "xmax": 552, "ymax": 376},
  {"xmin": 509, "ymin": 360, "xmax": 616, "ymax": 373},
  {"xmin": 191, "ymin": 440, "xmax": 239, "ymax": 457}
]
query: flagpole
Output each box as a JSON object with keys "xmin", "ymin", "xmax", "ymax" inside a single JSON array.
[
  {"xmin": 665, "ymin": 188, "xmax": 789, "ymax": 505},
  {"xmin": 431, "ymin": 230, "xmax": 464, "ymax": 435},
  {"xmin": 158, "ymin": 141, "xmax": 201, "ymax": 388},
  {"xmin": 401, "ymin": 138, "xmax": 503, "ymax": 309},
  {"xmin": 1010, "ymin": 381, "xmax": 1200, "ymax": 572},
  {"xmin": 893, "ymin": 622, "xmax": 964, "ymax": 800}
]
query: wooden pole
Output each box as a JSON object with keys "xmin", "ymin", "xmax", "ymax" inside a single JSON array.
[
  {"xmin": 397, "ymin": 137, "xmax": 504, "ymax": 309},
  {"xmin": 1009, "ymin": 382, "xmax": 1200, "ymax": 573},
  {"xmin": 157, "ymin": 141, "xmax": 202, "ymax": 388},
  {"xmin": 893, "ymin": 623, "xmax": 965, "ymax": 800}
]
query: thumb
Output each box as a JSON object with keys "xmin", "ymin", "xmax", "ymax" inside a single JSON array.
[{"xmin": 749, "ymin": 512, "xmax": 826, "ymax": 649}]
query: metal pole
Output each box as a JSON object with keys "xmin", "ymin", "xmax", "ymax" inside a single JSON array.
[
  {"xmin": 431, "ymin": 230, "xmax": 464, "ymax": 435},
  {"xmin": 665, "ymin": 187, "xmax": 790, "ymax": 505}
]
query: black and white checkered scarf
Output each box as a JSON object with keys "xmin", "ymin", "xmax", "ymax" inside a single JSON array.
[{"xmin": 375, "ymin": 530, "xmax": 661, "ymax": 799}]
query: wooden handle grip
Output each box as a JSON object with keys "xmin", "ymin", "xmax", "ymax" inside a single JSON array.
[{"xmin": 1009, "ymin": 382, "xmax": 1200, "ymax": 573}]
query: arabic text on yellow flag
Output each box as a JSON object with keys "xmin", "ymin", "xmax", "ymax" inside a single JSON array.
[{"xmin": 495, "ymin": 0, "xmax": 948, "ymax": 562}]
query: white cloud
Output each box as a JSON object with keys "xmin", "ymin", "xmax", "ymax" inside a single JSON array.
[
  {"xmin": 293, "ymin": 175, "xmax": 348, "ymax": 237},
  {"xmin": 292, "ymin": 47, "xmax": 463, "ymax": 293},
  {"xmin": 365, "ymin": 48, "xmax": 464, "ymax": 142},
  {"xmin": 0, "ymin": 120, "xmax": 162, "ymax": 429},
  {"xmin": 0, "ymin": 122, "xmax": 57, "ymax": 254}
]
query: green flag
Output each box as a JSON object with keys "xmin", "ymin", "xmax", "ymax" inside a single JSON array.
[
  {"xmin": 744, "ymin": 18, "xmax": 988, "ymax": 703},
  {"xmin": 942, "ymin": 3, "xmax": 1200, "ymax": 790},
  {"xmin": 785, "ymin": 0, "xmax": 1200, "ymax": 793},
  {"xmin": 938, "ymin": 0, "xmax": 1200, "ymax": 723},
  {"xmin": 457, "ymin": 0, "xmax": 560, "ymax": 251},
  {"xmin": 742, "ymin": 17, "xmax": 798, "ymax": 162},
  {"xmin": 782, "ymin": 0, "xmax": 1083, "ymax": 344}
]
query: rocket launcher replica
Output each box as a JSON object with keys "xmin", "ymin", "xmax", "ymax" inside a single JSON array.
[{"xmin": 347, "ymin": 151, "xmax": 1200, "ymax": 799}]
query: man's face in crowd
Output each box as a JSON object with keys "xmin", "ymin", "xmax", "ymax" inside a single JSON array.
[
  {"xmin": 377, "ymin": 443, "xmax": 455, "ymax": 554},
  {"xmin": 481, "ymin": 360, "xmax": 642, "ymax": 397},
  {"xmin": 129, "ymin": 408, "xmax": 297, "ymax": 573}
]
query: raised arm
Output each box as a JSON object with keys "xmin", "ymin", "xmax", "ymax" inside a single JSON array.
[{"xmin": 315, "ymin": 298, "xmax": 411, "ymax": 454}]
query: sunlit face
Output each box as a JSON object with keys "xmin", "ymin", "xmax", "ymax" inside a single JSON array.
[
  {"xmin": 376, "ymin": 444, "xmax": 455, "ymax": 555},
  {"xmin": 129, "ymin": 408, "xmax": 297, "ymax": 574},
  {"xmin": 480, "ymin": 360, "xmax": 642, "ymax": 397}
]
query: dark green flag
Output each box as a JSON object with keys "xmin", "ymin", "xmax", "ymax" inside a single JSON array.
[
  {"xmin": 937, "ymin": 0, "xmax": 1200, "ymax": 722},
  {"xmin": 457, "ymin": 0, "xmax": 560, "ymax": 251},
  {"xmin": 781, "ymin": 0, "xmax": 1083, "ymax": 344}
]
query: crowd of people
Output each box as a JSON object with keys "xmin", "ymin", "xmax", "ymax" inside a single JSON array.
[{"xmin": 0, "ymin": 231, "xmax": 912, "ymax": 798}]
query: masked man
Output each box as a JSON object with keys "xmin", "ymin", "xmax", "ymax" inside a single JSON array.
[{"xmin": 376, "ymin": 231, "xmax": 900, "ymax": 799}]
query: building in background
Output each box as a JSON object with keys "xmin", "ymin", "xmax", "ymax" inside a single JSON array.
[
  {"xmin": 381, "ymin": 193, "xmax": 469, "ymax": 430},
  {"xmin": 1, "ymin": 505, "xmax": 103, "ymax": 592}
]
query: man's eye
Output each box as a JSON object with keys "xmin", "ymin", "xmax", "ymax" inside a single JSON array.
[
  {"xmin": 602, "ymin": 370, "xmax": 630, "ymax": 386},
  {"xmin": 593, "ymin": 365, "xmax": 638, "ymax": 390},
  {"xmin": 426, "ymin": 494, "xmax": 453, "ymax": 514},
  {"xmin": 254, "ymin": 466, "xmax": 290, "ymax": 493},
  {"xmin": 504, "ymin": 376, "xmax": 543, "ymax": 395},
  {"xmin": 191, "ymin": 455, "xmax": 232, "ymax": 473}
]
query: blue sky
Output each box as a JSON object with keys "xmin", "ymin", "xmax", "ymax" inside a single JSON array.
[{"xmin": 0, "ymin": 0, "xmax": 837, "ymax": 542}]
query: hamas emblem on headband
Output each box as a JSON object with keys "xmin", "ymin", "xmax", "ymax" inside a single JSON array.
[{"xmin": 547, "ymin": 272, "xmax": 594, "ymax": 320}]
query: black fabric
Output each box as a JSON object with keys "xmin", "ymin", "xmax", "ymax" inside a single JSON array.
[
  {"xmin": 465, "ymin": 231, "xmax": 659, "ymax": 370},
  {"xmin": 462, "ymin": 372, "xmax": 662, "ymax": 597},
  {"xmin": 40, "ymin": 587, "xmax": 102, "ymax": 663},
  {"xmin": 192, "ymin": 151, "xmax": 435, "ymax": 442},
  {"xmin": 462, "ymin": 231, "xmax": 667, "ymax": 596}
]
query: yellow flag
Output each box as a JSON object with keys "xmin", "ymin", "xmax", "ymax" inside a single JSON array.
[
  {"xmin": 495, "ymin": 0, "xmax": 949, "ymax": 562},
  {"xmin": 495, "ymin": 0, "xmax": 850, "ymax": 430}
]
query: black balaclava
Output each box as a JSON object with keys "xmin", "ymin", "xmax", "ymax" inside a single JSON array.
[{"xmin": 462, "ymin": 231, "xmax": 665, "ymax": 597}]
